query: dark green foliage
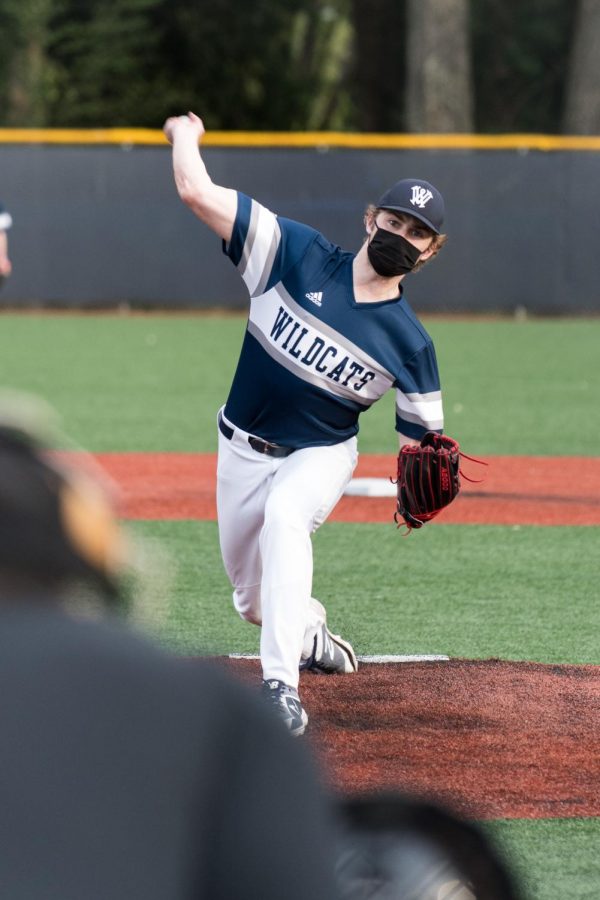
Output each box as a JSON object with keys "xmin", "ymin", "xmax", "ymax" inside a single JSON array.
[
  {"xmin": 0, "ymin": 0, "xmax": 586, "ymax": 132},
  {"xmin": 346, "ymin": 0, "xmax": 407, "ymax": 132},
  {"xmin": 152, "ymin": 0, "xmax": 325, "ymax": 129},
  {"xmin": 48, "ymin": 0, "xmax": 166, "ymax": 126},
  {"xmin": 471, "ymin": 0, "xmax": 577, "ymax": 133},
  {"xmin": 153, "ymin": 0, "xmax": 357, "ymax": 130},
  {"xmin": 0, "ymin": 0, "xmax": 64, "ymax": 125}
]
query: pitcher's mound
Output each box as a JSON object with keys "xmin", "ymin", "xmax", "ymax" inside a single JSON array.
[{"xmin": 223, "ymin": 656, "xmax": 600, "ymax": 820}]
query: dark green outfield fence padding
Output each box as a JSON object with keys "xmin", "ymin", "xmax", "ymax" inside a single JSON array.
[{"xmin": 1, "ymin": 132, "xmax": 600, "ymax": 312}]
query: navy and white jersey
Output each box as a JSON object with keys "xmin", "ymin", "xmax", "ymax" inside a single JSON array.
[
  {"xmin": 0, "ymin": 204, "xmax": 12, "ymax": 232},
  {"xmin": 223, "ymin": 193, "xmax": 443, "ymax": 448}
]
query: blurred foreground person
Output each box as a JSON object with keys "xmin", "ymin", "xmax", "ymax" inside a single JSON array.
[
  {"xmin": 0, "ymin": 394, "xmax": 339, "ymax": 900},
  {"xmin": 335, "ymin": 793, "xmax": 522, "ymax": 900}
]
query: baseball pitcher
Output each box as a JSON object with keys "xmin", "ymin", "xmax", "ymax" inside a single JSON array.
[{"xmin": 164, "ymin": 112, "xmax": 451, "ymax": 736}]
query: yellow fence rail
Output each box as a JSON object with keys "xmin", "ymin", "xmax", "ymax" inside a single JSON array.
[{"xmin": 1, "ymin": 128, "xmax": 600, "ymax": 151}]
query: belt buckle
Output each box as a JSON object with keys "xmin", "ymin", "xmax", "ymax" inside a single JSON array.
[{"xmin": 249, "ymin": 436, "xmax": 276, "ymax": 456}]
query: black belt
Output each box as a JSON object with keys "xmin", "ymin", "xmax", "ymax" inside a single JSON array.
[{"xmin": 218, "ymin": 413, "xmax": 295, "ymax": 458}]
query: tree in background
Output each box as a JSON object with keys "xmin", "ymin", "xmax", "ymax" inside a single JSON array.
[
  {"xmin": 471, "ymin": 0, "xmax": 576, "ymax": 133},
  {"xmin": 346, "ymin": 0, "xmax": 407, "ymax": 132},
  {"xmin": 0, "ymin": 0, "xmax": 592, "ymax": 134},
  {"xmin": 0, "ymin": 0, "xmax": 60, "ymax": 126},
  {"xmin": 298, "ymin": 2, "xmax": 354, "ymax": 130},
  {"xmin": 563, "ymin": 0, "xmax": 600, "ymax": 134},
  {"xmin": 405, "ymin": 0, "xmax": 473, "ymax": 132},
  {"xmin": 152, "ymin": 0, "xmax": 353, "ymax": 131},
  {"xmin": 48, "ymin": 0, "xmax": 165, "ymax": 126}
]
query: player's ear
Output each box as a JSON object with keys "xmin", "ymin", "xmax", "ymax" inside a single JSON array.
[
  {"xmin": 364, "ymin": 211, "xmax": 376, "ymax": 236},
  {"xmin": 418, "ymin": 242, "xmax": 436, "ymax": 261}
]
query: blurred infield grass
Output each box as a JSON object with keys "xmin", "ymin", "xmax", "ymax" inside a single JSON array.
[{"xmin": 486, "ymin": 818, "xmax": 600, "ymax": 900}]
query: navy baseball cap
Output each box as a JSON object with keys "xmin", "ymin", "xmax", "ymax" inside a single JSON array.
[{"xmin": 377, "ymin": 179, "xmax": 445, "ymax": 233}]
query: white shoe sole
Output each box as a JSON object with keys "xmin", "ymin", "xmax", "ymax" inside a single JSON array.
[
  {"xmin": 329, "ymin": 631, "xmax": 358, "ymax": 673},
  {"xmin": 302, "ymin": 629, "xmax": 358, "ymax": 675}
]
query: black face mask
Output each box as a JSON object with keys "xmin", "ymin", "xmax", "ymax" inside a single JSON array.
[{"xmin": 367, "ymin": 227, "xmax": 423, "ymax": 277}]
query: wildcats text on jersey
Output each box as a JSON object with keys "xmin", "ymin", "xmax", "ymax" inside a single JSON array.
[
  {"xmin": 270, "ymin": 306, "xmax": 375, "ymax": 392},
  {"xmin": 247, "ymin": 290, "xmax": 395, "ymax": 407}
]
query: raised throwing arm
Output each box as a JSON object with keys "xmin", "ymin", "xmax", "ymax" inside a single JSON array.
[{"xmin": 163, "ymin": 112, "xmax": 237, "ymax": 242}]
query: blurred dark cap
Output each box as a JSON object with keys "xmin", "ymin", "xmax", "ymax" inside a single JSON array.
[
  {"xmin": 0, "ymin": 396, "xmax": 126, "ymax": 601},
  {"xmin": 335, "ymin": 793, "xmax": 522, "ymax": 900}
]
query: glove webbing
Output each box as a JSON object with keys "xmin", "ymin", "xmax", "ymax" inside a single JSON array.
[
  {"xmin": 395, "ymin": 446, "xmax": 456, "ymax": 530},
  {"xmin": 393, "ymin": 441, "xmax": 487, "ymax": 533}
]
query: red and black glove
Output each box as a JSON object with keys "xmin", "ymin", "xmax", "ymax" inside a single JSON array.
[{"xmin": 394, "ymin": 432, "xmax": 461, "ymax": 531}]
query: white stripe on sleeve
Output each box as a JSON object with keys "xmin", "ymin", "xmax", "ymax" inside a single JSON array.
[
  {"xmin": 239, "ymin": 201, "xmax": 281, "ymax": 297},
  {"xmin": 395, "ymin": 389, "xmax": 444, "ymax": 431}
]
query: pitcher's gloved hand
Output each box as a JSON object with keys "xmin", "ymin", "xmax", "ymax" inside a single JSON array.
[{"xmin": 394, "ymin": 432, "xmax": 461, "ymax": 531}]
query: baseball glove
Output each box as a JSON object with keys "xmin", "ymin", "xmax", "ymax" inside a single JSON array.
[{"xmin": 394, "ymin": 432, "xmax": 461, "ymax": 531}]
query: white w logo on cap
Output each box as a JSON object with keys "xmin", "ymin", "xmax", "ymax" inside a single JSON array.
[{"xmin": 410, "ymin": 186, "xmax": 433, "ymax": 208}]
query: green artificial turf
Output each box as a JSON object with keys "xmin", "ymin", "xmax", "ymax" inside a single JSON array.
[
  {"xmin": 0, "ymin": 313, "xmax": 599, "ymax": 454},
  {"xmin": 427, "ymin": 317, "xmax": 600, "ymax": 457},
  {"xmin": 485, "ymin": 817, "xmax": 600, "ymax": 900},
  {"xmin": 0, "ymin": 314, "xmax": 245, "ymax": 451},
  {"xmin": 128, "ymin": 520, "xmax": 599, "ymax": 665},
  {"xmin": 125, "ymin": 520, "xmax": 250, "ymax": 656}
]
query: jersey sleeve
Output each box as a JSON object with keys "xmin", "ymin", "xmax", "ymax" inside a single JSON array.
[
  {"xmin": 223, "ymin": 192, "xmax": 318, "ymax": 297},
  {"xmin": 395, "ymin": 344, "xmax": 444, "ymax": 439}
]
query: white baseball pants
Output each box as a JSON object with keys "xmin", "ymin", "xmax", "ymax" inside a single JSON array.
[{"xmin": 216, "ymin": 408, "xmax": 358, "ymax": 688}]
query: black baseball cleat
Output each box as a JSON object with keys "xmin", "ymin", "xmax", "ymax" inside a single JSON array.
[
  {"xmin": 300, "ymin": 623, "xmax": 358, "ymax": 675},
  {"xmin": 261, "ymin": 679, "xmax": 309, "ymax": 737}
]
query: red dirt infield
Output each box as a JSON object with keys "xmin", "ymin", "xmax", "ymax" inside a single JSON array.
[
  {"xmin": 221, "ymin": 656, "xmax": 600, "ymax": 821},
  {"xmin": 92, "ymin": 452, "xmax": 600, "ymax": 526}
]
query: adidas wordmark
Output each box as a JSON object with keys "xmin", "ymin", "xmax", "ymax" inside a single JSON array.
[{"xmin": 305, "ymin": 291, "xmax": 323, "ymax": 307}]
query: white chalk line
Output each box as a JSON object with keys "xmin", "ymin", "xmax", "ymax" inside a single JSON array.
[{"xmin": 228, "ymin": 653, "xmax": 449, "ymax": 663}]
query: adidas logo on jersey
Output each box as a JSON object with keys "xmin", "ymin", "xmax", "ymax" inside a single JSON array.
[{"xmin": 305, "ymin": 291, "xmax": 323, "ymax": 307}]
